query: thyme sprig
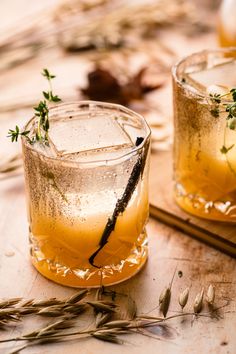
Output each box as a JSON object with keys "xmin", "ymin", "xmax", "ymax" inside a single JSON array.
[
  {"xmin": 209, "ymin": 88, "xmax": 236, "ymax": 125},
  {"xmin": 7, "ymin": 126, "xmax": 31, "ymax": 143},
  {"xmin": 209, "ymin": 88, "xmax": 236, "ymax": 158},
  {"xmin": 7, "ymin": 68, "xmax": 61, "ymax": 145}
]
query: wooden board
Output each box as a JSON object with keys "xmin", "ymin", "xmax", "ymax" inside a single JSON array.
[{"xmin": 149, "ymin": 151, "xmax": 236, "ymax": 258}]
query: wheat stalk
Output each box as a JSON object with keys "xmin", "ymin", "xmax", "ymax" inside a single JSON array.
[{"xmin": 0, "ymin": 283, "xmax": 224, "ymax": 354}]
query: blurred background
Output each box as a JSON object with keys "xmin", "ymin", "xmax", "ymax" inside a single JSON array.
[{"xmin": 0, "ymin": 0, "xmax": 231, "ymax": 177}]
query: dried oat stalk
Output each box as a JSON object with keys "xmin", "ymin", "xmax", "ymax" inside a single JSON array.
[
  {"xmin": 57, "ymin": 0, "xmax": 193, "ymax": 52},
  {"xmin": 178, "ymin": 287, "xmax": 190, "ymax": 310},
  {"xmin": 206, "ymin": 285, "xmax": 215, "ymax": 306},
  {"xmin": 193, "ymin": 288, "xmax": 204, "ymax": 314},
  {"xmin": 0, "ymin": 284, "xmax": 226, "ymax": 353},
  {"xmin": 159, "ymin": 287, "xmax": 171, "ymax": 318},
  {"xmin": 95, "ymin": 312, "xmax": 112, "ymax": 328},
  {"xmin": 159, "ymin": 267, "xmax": 177, "ymax": 317}
]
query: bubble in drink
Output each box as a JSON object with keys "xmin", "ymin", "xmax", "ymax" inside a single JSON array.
[{"xmin": 22, "ymin": 102, "xmax": 151, "ymax": 287}]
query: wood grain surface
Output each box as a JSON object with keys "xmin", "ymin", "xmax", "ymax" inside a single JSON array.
[{"xmin": 0, "ymin": 1, "xmax": 236, "ymax": 353}]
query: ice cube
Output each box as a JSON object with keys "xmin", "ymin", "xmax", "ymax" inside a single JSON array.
[
  {"xmin": 184, "ymin": 60, "xmax": 236, "ymax": 93},
  {"xmin": 48, "ymin": 114, "xmax": 133, "ymax": 156},
  {"xmin": 33, "ymin": 140, "xmax": 58, "ymax": 158},
  {"xmin": 62, "ymin": 144, "xmax": 134, "ymax": 162}
]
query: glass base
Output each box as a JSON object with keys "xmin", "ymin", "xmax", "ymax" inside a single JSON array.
[
  {"xmin": 30, "ymin": 230, "xmax": 148, "ymax": 288},
  {"xmin": 175, "ymin": 183, "xmax": 236, "ymax": 222}
]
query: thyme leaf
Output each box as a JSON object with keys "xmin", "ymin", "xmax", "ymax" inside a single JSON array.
[
  {"xmin": 208, "ymin": 89, "xmax": 236, "ymax": 171},
  {"xmin": 8, "ymin": 69, "xmax": 61, "ymax": 144}
]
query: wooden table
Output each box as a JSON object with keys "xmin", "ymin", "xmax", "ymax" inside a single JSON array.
[
  {"xmin": 0, "ymin": 1, "xmax": 236, "ymax": 353},
  {"xmin": 0, "ymin": 158, "xmax": 235, "ymax": 354}
]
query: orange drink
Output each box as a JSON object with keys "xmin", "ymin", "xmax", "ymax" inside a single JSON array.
[
  {"xmin": 22, "ymin": 102, "xmax": 151, "ymax": 287},
  {"xmin": 172, "ymin": 49, "xmax": 236, "ymax": 222}
]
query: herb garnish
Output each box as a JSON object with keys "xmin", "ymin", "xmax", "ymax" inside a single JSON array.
[
  {"xmin": 7, "ymin": 69, "xmax": 61, "ymax": 144},
  {"xmin": 7, "ymin": 126, "xmax": 31, "ymax": 143},
  {"xmin": 209, "ymin": 88, "xmax": 236, "ymax": 174},
  {"xmin": 209, "ymin": 88, "xmax": 236, "ymax": 128}
]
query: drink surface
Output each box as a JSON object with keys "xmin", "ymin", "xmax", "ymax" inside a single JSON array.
[
  {"xmin": 22, "ymin": 104, "xmax": 150, "ymax": 287},
  {"xmin": 184, "ymin": 60, "xmax": 236, "ymax": 93},
  {"xmin": 173, "ymin": 51, "xmax": 236, "ymax": 221},
  {"xmin": 34, "ymin": 110, "xmax": 136, "ymax": 160}
]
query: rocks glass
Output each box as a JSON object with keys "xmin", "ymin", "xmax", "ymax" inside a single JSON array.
[
  {"xmin": 172, "ymin": 48, "xmax": 236, "ymax": 222},
  {"xmin": 22, "ymin": 101, "xmax": 151, "ymax": 287}
]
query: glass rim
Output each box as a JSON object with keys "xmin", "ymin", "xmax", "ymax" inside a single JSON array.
[
  {"xmin": 22, "ymin": 100, "xmax": 151, "ymax": 166},
  {"xmin": 172, "ymin": 47, "xmax": 236, "ymax": 102}
]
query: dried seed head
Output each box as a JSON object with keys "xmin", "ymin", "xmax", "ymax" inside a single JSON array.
[
  {"xmin": 86, "ymin": 301, "xmax": 117, "ymax": 313},
  {"xmin": 92, "ymin": 332, "xmax": 123, "ymax": 344},
  {"xmin": 105, "ymin": 320, "xmax": 131, "ymax": 328},
  {"xmin": 0, "ymin": 309, "xmax": 20, "ymax": 320},
  {"xmin": 206, "ymin": 285, "xmax": 215, "ymax": 306},
  {"xmin": 19, "ymin": 307, "xmax": 38, "ymax": 315},
  {"xmin": 40, "ymin": 319, "xmax": 74, "ymax": 334},
  {"xmin": 32, "ymin": 299, "xmax": 62, "ymax": 307},
  {"xmin": 52, "ymin": 318, "xmax": 75, "ymax": 330},
  {"xmin": 63, "ymin": 304, "xmax": 86, "ymax": 314},
  {"xmin": 37, "ymin": 306, "xmax": 62, "ymax": 317},
  {"xmin": 0, "ymin": 298, "xmax": 22, "ymax": 308},
  {"xmin": 178, "ymin": 287, "xmax": 189, "ymax": 309},
  {"xmin": 159, "ymin": 287, "xmax": 167, "ymax": 304},
  {"xmin": 21, "ymin": 299, "xmax": 34, "ymax": 307},
  {"xmin": 66, "ymin": 290, "xmax": 88, "ymax": 304},
  {"xmin": 159, "ymin": 287, "xmax": 171, "ymax": 317},
  {"xmin": 0, "ymin": 313, "xmax": 20, "ymax": 323},
  {"xmin": 39, "ymin": 322, "xmax": 61, "ymax": 334},
  {"xmin": 193, "ymin": 288, "xmax": 204, "ymax": 314},
  {"xmin": 95, "ymin": 312, "xmax": 112, "ymax": 327}
]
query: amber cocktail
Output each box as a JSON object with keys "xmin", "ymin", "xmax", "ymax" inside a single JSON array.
[
  {"xmin": 22, "ymin": 101, "xmax": 151, "ymax": 287},
  {"xmin": 172, "ymin": 49, "xmax": 236, "ymax": 222}
]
